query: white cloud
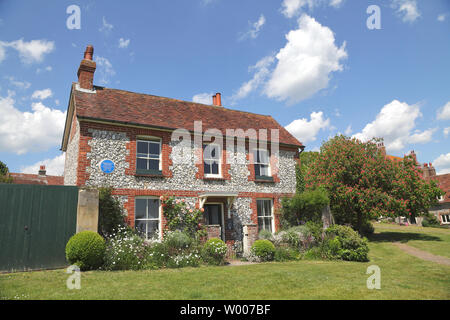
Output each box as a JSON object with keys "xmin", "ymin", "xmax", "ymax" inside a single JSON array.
[
  {"xmin": 392, "ymin": 0, "xmax": 420, "ymax": 23},
  {"xmin": 231, "ymin": 56, "xmax": 275, "ymax": 101},
  {"xmin": 264, "ymin": 14, "xmax": 347, "ymax": 104},
  {"xmin": 99, "ymin": 16, "xmax": 114, "ymax": 33},
  {"xmin": 433, "ymin": 153, "xmax": 450, "ymax": 175},
  {"xmin": 285, "ymin": 111, "xmax": 331, "ymax": 144},
  {"xmin": 0, "ymin": 44, "xmax": 5, "ymax": 63},
  {"xmin": 95, "ymin": 56, "xmax": 115, "ymax": 85},
  {"xmin": 444, "ymin": 127, "xmax": 450, "ymax": 138},
  {"xmin": 281, "ymin": 0, "xmax": 343, "ymax": 18},
  {"xmin": 353, "ymin": 100, "xmax": 435, "ymax": 152},
  {"xmin": 0, "ymin": 39, "xmax": 54, "ymax": 64},
  {"xmin": 344, "ymin": 125, "xmax": 352, "ymax": 135},
  {"xmin": 21, "ymin": 153, "xmax": 65, "ymax": 176},
  {"xmin": 437, "ymin": 102, "xmax": 450, "ymax": 120},
  {"xmin": 5, "ymin": 76, "xmax": 31, "ymax": 89},
  {"xmin": 192, "ymin": 93, "xmax": 213, "ymax": 105},
  {"xmin": 239, "ymin": 15, "xmax": 266, "ymax": 41},
  {"xmin": 0, "ymin": 93, "xmax": 66, "ymax": 154},
  {"xmin": 36, "ymin": 66, "xmax": 52, "ymax": 74},
  {"xmin": 31, "ymin": 89, "xmax": 53, "ymax": 100},
  {"xmin": 118, "ymin": 38, "xmax": 130, "ymax": 48},
  {"xmin": 437, "ymin": 14, "xmax": 447, "ymax": 22}
]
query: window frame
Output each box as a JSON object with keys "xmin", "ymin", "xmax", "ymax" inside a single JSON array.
[
  {"xmin": 442, "ymin": 214, "xmax": 450, "ymax": 224},
  {"xmin": 136, "ymin": 137, "xmax": 162, "ymax": 174},
  {"xmin": 203, "ymin": 143, "xmax": 222, "ymax": 178},
  {"xmin": 134, "ymin": 196, "xmax": 162, "ymax": 240},
  {"xmin": 256, "ymin": 198, "xmax": 274, "ymax": 233},
  {"xmin": 252, "ymin": 148, "xmax": 271, "ymax": 178}
]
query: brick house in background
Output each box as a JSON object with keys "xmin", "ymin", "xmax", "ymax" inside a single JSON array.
[
  {"xmin": 422, "ymin": 164, "xmax": 450, "ymax": 225},
  {"xmin": 61, "ymin": 45, "xmax": 304, "ymax": 252},
  {"xmin": 9, "ymin": 166, "xmax": 64, "ymax": 186}
]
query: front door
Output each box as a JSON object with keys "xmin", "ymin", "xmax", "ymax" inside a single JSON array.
[{"xmin": 203, "ymin": 204, "xmax": 223, "ymax": 239}]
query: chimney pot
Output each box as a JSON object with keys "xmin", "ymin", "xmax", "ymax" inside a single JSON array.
[
  {"xmin": 212, "ymin": 94, "xmax": 216, "ymax": 106},
  {"xmin": 38, "ymin": 165, "xmax": 46, "ymax": 176},
  {"xmin": 215, "ymin": 92, "xmax": 222, "ymax": 106},
  {"xmin": 84, "ymin": 45, "xmax": 94, "ymax": 60}
]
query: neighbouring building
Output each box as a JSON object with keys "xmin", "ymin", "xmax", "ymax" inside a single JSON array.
[
  {"xmin": 423, "ymin": 163, "xmax": 450, "ymax": 225},
  {"xmin": 61, "ymin": 45, "xmax": 304, "ymax": 253},
  {"xmin": 377, "ymin": 142, "xmax": 449, "ymax": 225},
  {"xmin": 9, "ymin": 165, "xmax": 64, "ymax": 186}
]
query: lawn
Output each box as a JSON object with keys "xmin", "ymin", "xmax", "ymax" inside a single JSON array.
[{"xmin": 0, "ymin": 224, "xmax": 449, "ymax": 300}]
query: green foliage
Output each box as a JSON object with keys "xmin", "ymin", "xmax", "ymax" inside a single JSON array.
[
  {"xmin": 360, "ymin": 220, "xmax": 375, "ymax": 236},
  {"xmin": 274, "ymin": 247, "xmax": 299, "ymax": 262},
  {"xmin": 66, "ymin": 231, "xmax": 106, "ymax": 271},
  {"xmin": 258, "ymin": 229, "xmax": 273, "ymax": 241},
  {"xmin": 305, "ymin": 135, "xmax": 444, "ymax": 233},
  {"xmin": 251, "ymin": 239, "xmax": 275, "ymax": 261},
  {"xmin": 323, "ymin": 225, "xmax": 369, "ymax": 262},
  {"xmin": 422, "ymin": 213, "xmax": 440, "ymax": 227},
  {"xmin": 164, "ymin": 231, "xmax": 193, "ymax": 254},
  {"xmin": 280, "ymin": 187, "xmax": 329, "ymax": 228},
  {"xmin": 161, "ymin": 196, "xmax": 206, "ymax": 238},
  {"xmin": 103, "ymin": 227, "xmax": 148, "ymax": 270},
  {"xmin": 295, "ymin": 164, "xmax": 304, "ymax": 194},
  {"xmin": 98, "ymin": 187, "xmax": 126, "ymax": 238},
  {"xmin": 0, "ymin": 160, "xmax": 12, "ymax": 184},
  {"xmin": 201, "ymin": 238, "xmax": 228, "ymax": 265}
]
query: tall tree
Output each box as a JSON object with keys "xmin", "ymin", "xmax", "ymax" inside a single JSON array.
[{"xmin": 305, "ymin": 135, "xmax": 443, "ymax": 232}]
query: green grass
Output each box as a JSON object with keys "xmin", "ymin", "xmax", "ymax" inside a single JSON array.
[
  {"xmin": 371, "ymin": 223, "xmax": 450, "ymax": 258},
  {"xmin": 1, "ymin": 225, "xmax": 449, "ymax": 300}
]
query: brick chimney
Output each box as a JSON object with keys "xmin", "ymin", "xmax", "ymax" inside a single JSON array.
[
  {"xmin": 77, "ymin": 45, "xmax": 96, "ymax": 90},
  {"xmin": 422, "ymin": 162, "xmax": 436, "ymax": 179},
  {"xmin": 212, "ymin": 93, "xmax": 222, "ymax": 106},
  {"xmin": 38, "ymin": 165, "xmax": 46, "ymax": 176}
]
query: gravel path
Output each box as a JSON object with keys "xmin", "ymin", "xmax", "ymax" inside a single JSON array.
[{"xmin": 393, "ymin": 242, "xmax": 450, "ymax": 266}]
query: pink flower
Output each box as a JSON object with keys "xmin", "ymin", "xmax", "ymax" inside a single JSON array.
[
  {"xmin": 176, "ymin": 199, "xmax": 180, "ymax": 204},
  {"xmin": 189, "ymin": 209, "xmax": 193, "ymax": 213},
  {"xmin": 159, "ymin": 196, "xmax": 164, "ymax": 200},
  {"xmin": 200, "ymin": 208, "xmax": 205, "ymax": 212}
]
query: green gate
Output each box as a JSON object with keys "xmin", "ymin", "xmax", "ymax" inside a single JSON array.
[{"xmin": 0, "ymin": 184, "xmax": 78, "ymax": 272}]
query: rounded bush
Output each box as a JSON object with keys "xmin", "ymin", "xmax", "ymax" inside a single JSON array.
[
  {"xmin": 66, "ymin": 231, "xmax": 106, "ymax": 271},
  {"xmin": 274, "ymin": 247, "xmax": 298, "ymax": 262},
  {"xmin": 251, "ymin": 239, "xmax": 275, "ymax": 261},
  {"xmin": 202, "ymin": 238, "xmax": 227, "ymax": 265},
  {"xmin": 324, "ymin": 225, "xmax": 369, "ymax": 262},
  {"xmin": 164, "ymin": 231, "xmax": 193, "ymax": 253}
]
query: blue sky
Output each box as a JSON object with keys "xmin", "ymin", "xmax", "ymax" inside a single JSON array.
[{"xmin": 0, "ymin": 0, "xmax": 449, "ymax": 175}]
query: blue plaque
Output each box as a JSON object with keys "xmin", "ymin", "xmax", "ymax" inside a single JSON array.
[{"xmin": 100, "ymin": 159, "xmax": 115, "ymax": 173}]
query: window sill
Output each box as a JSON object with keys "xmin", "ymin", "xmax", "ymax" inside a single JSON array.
[
  {"xmin": 135, "ymin": 170, "xmax": 164, "ymax": 177},
  {"xmin": 255, "ymin": 175, "xmax": 274, "ymax": 183},
  {"xmin": 203, "ymin": 176, "xmax": 225, "ymax": 181}
]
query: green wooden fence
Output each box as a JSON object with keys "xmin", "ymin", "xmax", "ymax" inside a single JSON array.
[{"xmin": 0, "ymin": 184, "xmax": 79, "ymax": 272}]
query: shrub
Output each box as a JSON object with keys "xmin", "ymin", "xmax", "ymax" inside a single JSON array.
[
  {"xmin": 66, "ymin": 231, "xmax": 106, "ymax": 271},
  {"xmin": 422, "ymin": 214, "xmax": 440, "ymax": 227},
  {"xmin": 324, "ymin": 225, "xmax": 369, "ymax": 262},
  {"xmin": 280, "ymin": 225, "xmax": 314, "ymax": 250},
  {"xmin": 167, "ymin": 251, "xmax": 201, "ymax": 268},
  {"xmin": 98, "ymin": 187, "xmax": 126, "ymax": 238},
  {"xmin": 164, "ymin": 231, "xmax": 193, "ymax": 254},
  {"xmin": 144, "ymin": 242, "xmax": 170, "ymax": 269},
  {"xmin": 251, "ymin": 240, "xmax": 275, "ymax": 261},
  {"xmin": 280, "ymin": 187, "xmax": 329, "ymax": 228},
  {"xmin": 103, "ymin": 227, "xmax": 148, "ymax": 270},
  {"xmin": 258, "ymin": 229, "xmax": 273, "ymax": 241},
  {"xmin": 202, "ymin": 238, "xmax": 228, "ymax": 265},
  {"xmin": 274, "ymin": 247, "xmax": 298, "ymax": 262}
]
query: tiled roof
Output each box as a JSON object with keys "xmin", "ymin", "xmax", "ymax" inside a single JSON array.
[
  {"xmin": 427, "ymin": 173, "xmax": 450, "ymax": 204},
  {"xmin": 386, "ymin": 155, "xmax": 404, "ymax": 161},
  {"xmin": 9, "ymin": 173, "xmax": 64, "ymax": 186},
  {"xmin": 72, "ymin": 84, "xmax": 303, "ymax": 147}
]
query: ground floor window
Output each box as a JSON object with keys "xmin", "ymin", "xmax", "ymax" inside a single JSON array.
[
  {"xmin": 135, "ymin": 197, "xmax": 160, "ymax": 239},
  {"xmin": 441, "ymin": 214, "xmax": 450, "ymax": 224},
  {"xmin": 257, "ymin": 199, "xmax": 273, "ymax": 232}
]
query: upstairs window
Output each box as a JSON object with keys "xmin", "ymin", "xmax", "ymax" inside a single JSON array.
[
  {"xmin": 137, "ymin": 139, "xmax": 161, "ymax": 173},
  {"xmin": 253, "ymin": 149, "xmax": 270, "ymax": 177},
  {"xmin": 203, "ymin": 144, "xmax": 221, "ymax": 177}
]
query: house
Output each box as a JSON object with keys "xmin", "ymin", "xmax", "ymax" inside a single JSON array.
[
  {"xmin": 61, "ymin": 45, "xmax": 304, "ymax": 252},
  {"xmin": 422, "ymin": 163, "xmax": 450, "ymax": 225},
  {"xmin": 9, "ymin": 165, "xmax": 64, "ymax": 186}
]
